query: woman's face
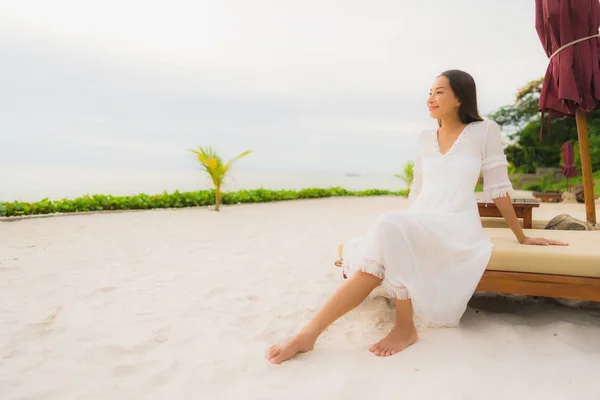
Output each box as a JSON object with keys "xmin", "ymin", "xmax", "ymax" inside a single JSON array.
[{"xmin": 427, "ymin": 75, "xmax": 460, "ymax": 121}]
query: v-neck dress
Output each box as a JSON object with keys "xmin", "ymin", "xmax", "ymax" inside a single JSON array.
[{"xmin": 341, "ymin": 120, "xmax": 516, "ymax": 328}]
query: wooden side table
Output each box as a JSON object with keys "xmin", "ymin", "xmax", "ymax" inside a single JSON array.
[{"xmin": 477, "ymin": 198, "xmax": 540, "ymax": 229}]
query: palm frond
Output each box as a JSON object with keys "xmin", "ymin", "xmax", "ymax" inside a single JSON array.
[
  {"xmin": 189, "ymin": 146, "xmax": 228, "ymax": 186},
  {"xmin": 223, "ymin": 150, "xmax": 253, "ymax": 174},
  {"xmin": 395, "ymin": 161, "xmax": 415, "ymax": 189},
  {"xmin": 189, "ymin": 146, "xmax": 252, "ymax": 210}
]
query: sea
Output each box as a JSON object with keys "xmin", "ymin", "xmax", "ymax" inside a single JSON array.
[{"xmin": 1, "ymin": 166, "xmax": 407, "ymax": 203}]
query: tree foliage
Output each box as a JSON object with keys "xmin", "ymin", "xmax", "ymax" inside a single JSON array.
[{"xmin": 488, "ymin": 78, "xmax": 600, "ymax": 173}]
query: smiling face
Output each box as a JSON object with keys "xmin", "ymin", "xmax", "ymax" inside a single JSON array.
[{"xmin": 426, "ymin": 75, "xmax": 461, "ymax": 121}]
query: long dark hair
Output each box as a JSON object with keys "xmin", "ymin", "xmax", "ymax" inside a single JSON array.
[{"xmin": 438, "ymin": 69, "xmax": 483, "ymax": 127}]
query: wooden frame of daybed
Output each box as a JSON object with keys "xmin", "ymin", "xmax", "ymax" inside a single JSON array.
[
  {"xmin": 336, "ymin": 242, "xmax": 600, "ymax": 302},
  {"xmin": 476, "ymin": 270, "xmax": 600, "ymax": 301}
]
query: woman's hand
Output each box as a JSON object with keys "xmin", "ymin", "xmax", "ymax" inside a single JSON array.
[{"xmin": 519, "ymin": 236, "xmax": 569, "ymax": 246}]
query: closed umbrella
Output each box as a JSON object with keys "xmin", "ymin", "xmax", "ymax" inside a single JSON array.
[
  {"xmin": 560, "ymin": 140, "xmax": 578, "ymax": 191},
  {"xmin": 535, "ymin": 0, "xmax": 599, "ymax": 224}
]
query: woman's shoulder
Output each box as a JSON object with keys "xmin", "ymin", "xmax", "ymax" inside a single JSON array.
[
  {"xmin": 471, "ymin": 119, "xmax": 501, "ymax": 132},
  {"xmin": 469, "ymin": 119, "xmax": 503, "ymax": 143},
  {"xmin": 470, "ymin": 119, "xmax": 497, "ymax": 130}
]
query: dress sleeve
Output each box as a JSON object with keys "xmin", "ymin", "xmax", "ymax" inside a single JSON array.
[{"xmin": 480, "ymin": 121, "xmax": 515, "ymax": 202}]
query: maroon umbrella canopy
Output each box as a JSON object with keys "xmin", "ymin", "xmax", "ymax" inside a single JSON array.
[
  {"xmin": 560, "ymin": 140, "xmax": 578, "ymax": 178},
  {"xmin": 535, "ymin": 0, "xmax": 599, "ymax": 224},
  {"xmin": 536, "ymin": 0, "xmax": 600, "ymax": 118}
]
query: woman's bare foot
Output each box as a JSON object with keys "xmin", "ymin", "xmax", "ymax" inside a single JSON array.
[
  {"xmin": 267, "ymin": 332, "xmax": 317, "ymax": 364},
  {"xmin": 369, "ymin": 325, "xmax": 417, "ymax": 357}
]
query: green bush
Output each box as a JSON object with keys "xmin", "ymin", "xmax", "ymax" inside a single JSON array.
[
  {"xmin": 522, "ymin": 183, "xmax": 543, "ymax": 192},
  {"xmin": 0, "ymin": 187, "xmax": 409, "ymax": 218},
  {"xmin": 574, "ymin": 132, "xmax": 600, "ymax": 173},
  {"xmin": 521, "ymin": 170, "xmax": 600, "ymax": 195}
]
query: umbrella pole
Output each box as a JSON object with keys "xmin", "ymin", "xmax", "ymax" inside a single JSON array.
[{"xmin": 575, "ymin": 109, "xmax": 596, "ymax": 224}]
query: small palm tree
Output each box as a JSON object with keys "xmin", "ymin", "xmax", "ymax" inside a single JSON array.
[
  {"xmin": 395, "ymin": 161, "xmax": 415, "ymax": 191},
  {"xmin": 189, "ymin": 146, "xmax": 252, "ymax": 211}
]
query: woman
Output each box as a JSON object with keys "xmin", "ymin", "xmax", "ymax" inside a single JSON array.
[{"xmin": 267, "ymin": 70, "xmax": 568, "ymax": 365}]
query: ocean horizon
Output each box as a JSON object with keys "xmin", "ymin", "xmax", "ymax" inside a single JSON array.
[{"xmin": 2, "ymin": 165, "xmax": 408, "ymax": 203}]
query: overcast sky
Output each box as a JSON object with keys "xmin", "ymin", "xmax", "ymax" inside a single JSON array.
[{"xmin": 0, "ymin": 0, "xmax": 550, "ymax": 173}]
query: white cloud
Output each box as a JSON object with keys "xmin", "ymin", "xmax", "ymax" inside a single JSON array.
[{"xmin": 0, "ymin": 0, "xmax": 552, "ymax": 174}]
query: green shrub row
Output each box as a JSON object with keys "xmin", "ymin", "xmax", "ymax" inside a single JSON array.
[
  {"xmin": 0, "ymin": 187, "xmax": 409, "ymax": 218},
  {"xmin": 521, "ymin": 170, "xmax": 600, "ymax": 195}
]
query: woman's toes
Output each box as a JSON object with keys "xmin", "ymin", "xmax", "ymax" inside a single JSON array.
[{"xmin": 267, "ymin": 345, "xmax": 281, "ymax": 360}]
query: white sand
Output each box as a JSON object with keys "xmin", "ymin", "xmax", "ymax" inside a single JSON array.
[{"xmin": 1, "ymin": 196, "xmax": 600, "ymax": 399}]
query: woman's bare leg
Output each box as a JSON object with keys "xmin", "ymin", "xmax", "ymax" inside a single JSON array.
[
  {"xmin": 267, "ymin": 271, "xmax": 382, "ymax": 364},
  {"xmin": 369, "ymin": 298, "xmax": 417, "ymax": 356}
]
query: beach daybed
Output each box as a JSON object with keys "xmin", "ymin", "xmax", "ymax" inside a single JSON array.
[
  {"xmin": 335, "ymin": 228, "xmax": 600, "ymax": 302},
  {"xmin": 480, "ymin": 217, "xmax": 549, "ymax": 229},
  {"xmin": 532, "ymin": 191, "xmax": 563, "ymax": 203},
  {"xmin": 477, "ymin": 228, "xmax": 600, "ymax": 301}
]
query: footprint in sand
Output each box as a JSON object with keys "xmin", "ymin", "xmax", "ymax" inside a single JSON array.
[
  {"xmin": 113, "ymin": 364, "xmax": 137, "ymax": 377},
  {"xmin": 82, "ymin": 286, "xmax": 117, "ymax": 300},
  {"xmin": 97, "ymin": 286, "xmax": 117, "ymax": 293},
  {"xmin": 33, "ymin": 306, "xmax": 62, "ymax": 335},
  {"xmin": 152, "ymin": 328, "xmax": 169, "ymax": 344}
]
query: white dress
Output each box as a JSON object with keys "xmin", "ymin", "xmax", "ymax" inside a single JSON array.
[{"xmin": 341, "ymin": 120, "xmax": 516, "ymax": 328}]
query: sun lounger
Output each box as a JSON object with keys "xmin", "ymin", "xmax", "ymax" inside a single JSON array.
[
  {"xmin": 480, "ymin": 217, "xmax": 549, "ymax": 230},
  {"xmin": 334, "ymin": 228, "xmax": 600, "ymax": 301},
  {"xmin": 532, "ymin": 191, "xmax": 563, "ymax": 203},
  {"xmin": 478, "ymin": 228, "xmax": 600, "ymax": 301}
]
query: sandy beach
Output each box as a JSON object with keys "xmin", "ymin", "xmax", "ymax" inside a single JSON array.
[{"xmin": 1, "ymin": 196, "xmax": 600, "ymax": 399}]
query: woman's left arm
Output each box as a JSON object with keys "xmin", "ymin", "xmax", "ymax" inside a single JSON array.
[
  {"xmin": 481, "ymin": 122, "xmax": 569, "ymax": 246},
  {"xmin": 492, "ymin": 196, "xmax": 527, "ymax": 243},
  {"xmin": 493, "ymin": 196, "xmax": 567, "ymax": 245}
]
